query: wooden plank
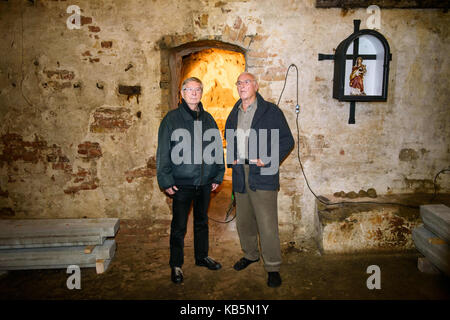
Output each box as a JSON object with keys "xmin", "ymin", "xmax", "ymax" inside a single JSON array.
[
  {"xmin": 428, "ymin": 238, "xmax": 447, "ymax": 245},
  {"xmin": 95, "ymin": 259, "xmax": 112, "ymax": 274},
  {"xmin": 84, "ymin": 245, "xmax": 96, "ymax": 254}
]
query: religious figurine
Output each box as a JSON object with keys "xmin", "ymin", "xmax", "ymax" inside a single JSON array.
[{"xmin": 349, "ymin": 56, "xmax": 366, "ymax": 95}]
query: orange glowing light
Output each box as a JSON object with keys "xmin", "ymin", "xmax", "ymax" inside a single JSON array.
[{"xmin": 180, "ymin": 48, "xmax": 245, "ymax": 144}]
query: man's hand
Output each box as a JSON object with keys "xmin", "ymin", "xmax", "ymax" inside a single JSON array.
[
  {"xmin": 250, "ymin": 159, "xmax": 265, "ymax": 167},
  {"xmin": 211, "ymin": 183, "xmax": 219, "ymax": 192},
  {"xmin": 165, "ymin": 185, "xmax": 179, "ymax": 195},
  {"xmin": 232, "ymin": 159, "xmax": 264, "ymax": 166}
]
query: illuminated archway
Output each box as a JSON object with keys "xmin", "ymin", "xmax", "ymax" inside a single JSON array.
[{"xmin": 180, "ymin": 48, "xmax": 245, "ymax": 145}]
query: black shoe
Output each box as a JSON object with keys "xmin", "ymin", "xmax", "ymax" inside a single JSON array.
[
  {"xmin": 195, "ymin": 256, "xmax": 222, "ymax": 270},
  {"xmin": 171, "ymin": 267, "xmax": 183, "ymax": 284},
  {"xmin": 267, "ymin": 272, "xmax": 282, "ymax": 287},
  {"xmin": 233, "ymin": 257, "xmax": 260, "ymax": 271}
]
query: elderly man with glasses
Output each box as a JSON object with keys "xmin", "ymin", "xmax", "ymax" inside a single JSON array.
[
  {"xmin": 225, "ymin": 72, "xmax": 294, "ymax": 287},
  {"xmin": 157, "ymin": 77, "xmax": 225, "ymax": 284}
]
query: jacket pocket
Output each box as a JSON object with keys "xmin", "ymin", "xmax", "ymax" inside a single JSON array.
[
  {"xmin": 172, "ymin": 164, "xmax": 198, "ymax": 180},
  {"xmin": 251, "ymin": 167, "xmax": 279, "ymax": 187}
]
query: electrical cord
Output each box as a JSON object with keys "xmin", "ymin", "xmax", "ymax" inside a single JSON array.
[
  {"xmin": 276, "ymin": 63, "xmax": 448, "ymax": 210},
  {"xmin": 212, "ymin": 65, "xmax": 299, "ymax": 224},
  {"xmin": 209, "ymin": 192, "xmax": 236, "ymax": 224},
  {"xmin": 213, "ymin": 63, "xmax": 449, "ymax": 222},
  {"xmin": 430, "ymin": 168, "xmax": 450, "ymax": 202}
]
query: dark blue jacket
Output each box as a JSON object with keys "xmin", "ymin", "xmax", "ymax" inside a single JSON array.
[
  {"xmin": 157, "ymin": 100, "xmax": 225, "ymax": 190},
  {"xmin": 225, "ymin": 92, "xmax": 294, "ymax": 192}
]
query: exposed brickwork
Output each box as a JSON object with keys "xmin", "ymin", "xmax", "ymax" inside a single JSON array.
[
  {"xmin": 88, "ymin": 26, "xmax": 101, "ymax": 33},
  {"xmin": 125, "ymin": 156, "xmax": 157, "ymax": 183},
  {"xmin": 90, "ymin": 107, "xmax": 133, "ymax": 133},
  {"xmin": 259, "ymin": 66, "xmax": 286, "ymax": 81},
  {"xmin": 0, "ymin": 133, "xmax": 103, "ymax": 196},
  {"xmin": 0, "ymin": 133, "xmax": 48, "ymax": 166},
  {"xmin": 0, "ymin": 0, "xmax": 447, "ymax": 231},
  {"xmin": 64, "ymin": 166, "xmax": 99, "ymax": 195},
  {"xmin": 78, "ymin": 142, "xmax": 102, "ymax": 160},
  {"xmin": 63, "ymin": 142, "xmax": 103, "ymax": 194},
  {"xmin": 43, "ymin": 81, "xmax": 72, "ymax": 90},
  {"xmin": 42, "ymin": 69, "xmax": 75, "ymax": 91},
  {"xmin": 101, "ymin": 41, "xmax": 113, "ymax": 48},
  {"xmin": 43, "ymin": 70, "xmax": 75, "ymax": 81},
  {"xmin": 80, "ymin": 16, "xmax": 92, "ymax": 26},
  {"xmin": 47, "ymin": 145, "xmax": 72, "ymax": 173}
]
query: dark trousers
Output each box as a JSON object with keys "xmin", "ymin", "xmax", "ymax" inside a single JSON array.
[{"xmin": 169, "ymin": 184, "xmax": 211, "ymax": 268}]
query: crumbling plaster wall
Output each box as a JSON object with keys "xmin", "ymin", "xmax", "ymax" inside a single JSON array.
[{"xmin": 0, "ymin": 0, "xmax": 449, "ymax": 243}]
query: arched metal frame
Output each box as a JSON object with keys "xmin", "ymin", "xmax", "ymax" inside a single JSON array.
[{"xmin": 332, "ymin": 29, "xmax": 392, "ymax": 102}]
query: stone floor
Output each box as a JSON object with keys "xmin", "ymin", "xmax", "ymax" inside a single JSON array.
[{"xmin": 0, "ymin": 181, "xmax": 449, "ymax": 301}]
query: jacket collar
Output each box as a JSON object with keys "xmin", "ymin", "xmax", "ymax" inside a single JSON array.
[
  {"xmin": 179, "ymin": 99, "xmax": 204, "ymax": 121},
  {"xmin": 231, "ymin": 92, "xmax": 269, "ymax": 127}
]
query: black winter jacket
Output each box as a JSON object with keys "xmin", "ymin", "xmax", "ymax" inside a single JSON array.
[
  {"xmin": 156, "ymin": 100, "xmax": 225, "ymax": 190},
  {"xmin": 225, "ymin": 92, "xmax": 294, "ymax": 192}
]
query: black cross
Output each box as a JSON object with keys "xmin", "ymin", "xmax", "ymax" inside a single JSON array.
[
  {"xmin": 348, "ymin": 20, "xmax": 378, "ymax": 65},
  {"xmin": 347, "ymin": 20, "xmax": 378, "ymax": 124},
  {"xmin": 318, "ymin": 20, "xmax": 379, "ymax": 124}
]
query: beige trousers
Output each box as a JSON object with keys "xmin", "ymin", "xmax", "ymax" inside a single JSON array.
[{"xmin": 234, "ymin": 165, "xmax": 281, "ymax": 272}]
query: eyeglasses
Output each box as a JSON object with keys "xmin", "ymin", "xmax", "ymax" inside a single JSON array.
[
  {"xmin": 182, "ymin": 87, "xmax": 202, "ymax": 93},
  {"xmin": 235, "ymin": 79, "xmax": 255, "ymax": 87}
]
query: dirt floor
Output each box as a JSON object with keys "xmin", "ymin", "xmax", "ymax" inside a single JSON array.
[{"xmin": 0, "ymin": 181, "xmax": 449, "ymax": 301}]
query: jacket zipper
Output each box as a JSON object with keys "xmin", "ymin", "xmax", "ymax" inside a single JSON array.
[{"xmin": 197, "ymin": 111, "xmax": 204, "ymax": 187}]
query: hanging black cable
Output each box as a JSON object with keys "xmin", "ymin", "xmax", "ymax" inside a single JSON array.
[
  {"xmin": 213, "ymin": 63, "xmax": 449, "ymax": 223},
  {"xmin": 277, "ymin": 63, "xmax": 424, "ymax": 209},
  {"xmin": 209, "ymin": 192, "xmax": 236, "ymax": 224},
  {"xmin": 430, "ymin": 168, "xmax": 450, "ymax": 202}
]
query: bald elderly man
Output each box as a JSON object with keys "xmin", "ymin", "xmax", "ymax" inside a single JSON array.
[{"xmin": 225, "ymin": 72, "xmax": 294, "ymax": 287}]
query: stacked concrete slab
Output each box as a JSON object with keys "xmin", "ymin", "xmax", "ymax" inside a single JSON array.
[
  {"xmin": 0, "ymin": 218, "xmax": 119, "ymax": 274},
  {"xmin": 412, "ymin": 204, "xmax": 450, "ymax": 277}
]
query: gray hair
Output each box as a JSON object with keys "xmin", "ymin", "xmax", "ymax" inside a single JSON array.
[{"xmin": 181, "ymin": 77, "xmax": 203, "ymax": 90}]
